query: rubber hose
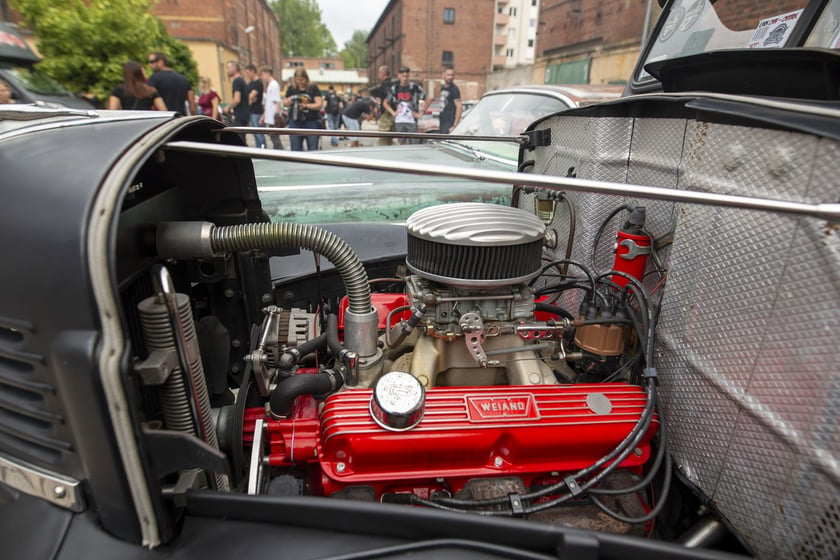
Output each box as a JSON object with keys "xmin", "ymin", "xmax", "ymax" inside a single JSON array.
[
  {"xmin": 210, "ymin": 223, "xmax": 372, "ymax": 315},
  {"xmin": 269, "ymin": 369, "xmax": 342, "ymax": 417}
]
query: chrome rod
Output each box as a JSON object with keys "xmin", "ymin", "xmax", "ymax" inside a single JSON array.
[
  {"xmin": 163, "ymin": 140, "xmax": 840, "ymax": 222},
  {"xmin": 219, "ymin": 126, "xmax": 527, "ymax": 144}
]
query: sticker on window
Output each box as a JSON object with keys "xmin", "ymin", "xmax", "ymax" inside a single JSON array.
[{"xmin": 748, "ymin": 10, "xmax": 803, "ymax": 48}]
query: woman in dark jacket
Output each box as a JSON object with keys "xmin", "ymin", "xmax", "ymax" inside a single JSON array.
[{"xmin": 108, "ymin": 61, "xmax": 167, "ymax": 111}]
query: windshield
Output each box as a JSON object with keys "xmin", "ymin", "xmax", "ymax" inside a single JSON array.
[
  {"xmin": 638, "ymin": 0, "xmax": 811, "ymax": 81},
  {"xmin": 449, "ymin": 91, "xmax": 572, "ymax": 160},
  {"xmin": 4, "ymin": 65, "xmax": 70, "ymax": 95}
]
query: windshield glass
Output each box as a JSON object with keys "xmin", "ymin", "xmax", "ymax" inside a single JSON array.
[
  {"xmin": 449, "ymin": 91, "xmax": 571, "ymax": 160},
  {"xmin": 639, "ymin": 0, "xmax": 810, "ymax": 81},
  {"xmin": 805, "ymin": 0, "xmax": 840, "ymax": 47},
  {"xmin": 5, "ymin": 65, "xmax": 70, "ymax": 95}
]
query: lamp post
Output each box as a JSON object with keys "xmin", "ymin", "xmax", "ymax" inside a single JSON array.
[{"xmin": 244, "ymin": 25, "xmax": 255, "ymax": 65}]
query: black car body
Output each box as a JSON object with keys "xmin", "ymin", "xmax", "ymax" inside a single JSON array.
[
  {"xmin": 1, "ymin": 1, "xmax": 838, "ymax": 559},
  {"xmin": 0, "ymin": 22, "xmax": 94, "ymax": 109}
]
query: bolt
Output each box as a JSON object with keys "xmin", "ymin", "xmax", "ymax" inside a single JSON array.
[
  {"xmin": 53, "ymin": 486, "xmax": 67, "ymax": 499},
  {"xmin": 224, "ymin": 288, "xmax": 234, "ymax": 298},
  {"xmin": 633, "ymin": 447, "xmax": 643, "ymax": 457},
  {"xmin": 231, "ymin": 364, "xmax": 240, "ymax": 374},
  {"xmin": 336, "ymin": 462, "xmax": 346, "ymax": 473},
  {"xmin": 261, "ymin": 293, "xmax": 273, "ymax": 304},
  {"xmin": 231, "ymin": 339, "xmax": 241, "ymax": 348},
  {"xmin": 493, "ymin": 456, "xmax": 503, "ymax": 468}
]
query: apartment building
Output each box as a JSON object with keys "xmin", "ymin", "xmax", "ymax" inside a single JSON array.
[{"xmin": 488, "ymin": 0, "xmax": 542, "ymax": 89}]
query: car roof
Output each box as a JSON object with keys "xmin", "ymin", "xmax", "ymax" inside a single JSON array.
[{"xmin": 480, "ymin": 84, "xmax": 625, "ymax": 107}]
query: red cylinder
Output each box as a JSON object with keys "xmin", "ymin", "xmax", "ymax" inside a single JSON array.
[{"xmin": 612, "ymin": 228, "xmax": 650, "ymax": 287}]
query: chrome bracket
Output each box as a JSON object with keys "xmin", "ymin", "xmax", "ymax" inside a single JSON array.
[{"xmin": 0, "ymin": 451, "xmax": 85, "ymax": 512}]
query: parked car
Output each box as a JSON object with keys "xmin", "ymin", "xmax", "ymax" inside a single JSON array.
[
  {"xmin": 255, "ymin": 84, "xmax": 622, "ymax": 224},
  {"xmin": 1, "ymin": 1, "xmax": 838, "ymax": 559},
  {"xmin": 417, "ymin": 85, "xmax": 622, "ymax": 135},
  {"xmin": 0, "ymin": 22, "xmax": 94, "ymax": 109}
]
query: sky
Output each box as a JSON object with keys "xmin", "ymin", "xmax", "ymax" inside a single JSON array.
[{"xmin": 317, "ymin": 0, "xmax": 390, "ymax": 48}]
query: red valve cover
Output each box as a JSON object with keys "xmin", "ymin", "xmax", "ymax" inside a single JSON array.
[{"xmin": 317, "ymin": 383, "xmax": 657, "ymax": 485}]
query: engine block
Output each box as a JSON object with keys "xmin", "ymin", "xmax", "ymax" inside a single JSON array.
[{"xmin": 248, "ymin": 380, "xmax": 658, "ymax": 498}]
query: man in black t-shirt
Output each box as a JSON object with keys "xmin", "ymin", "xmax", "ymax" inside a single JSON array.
[
  {"xmin": 224, "ymin": 61, "xmax": 250, "ymax": 132},
  {"xmin": 147, "ymin": 52, "xmax": 195, "ymax": 115},
  {"xmin": 438, "ymin": 66, "xmax": 462, "ymax": 134},
  {"xmin": 245, "ymin": 64, "xmax": 265, "ymax": 148}
]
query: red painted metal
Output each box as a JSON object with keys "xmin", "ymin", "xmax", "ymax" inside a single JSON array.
[
  {"xmin": 247, "ymin": 381, "xmax": 657, "ymax": 497},
  {"xmin": 612, "ymin": 229, "xmax": 651, "ymax": 287},
  {"xmin": 338, "ymin": 293, "xmax": 411, "ymax": 331}
]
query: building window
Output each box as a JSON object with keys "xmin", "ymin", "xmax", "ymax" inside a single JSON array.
[
  {"xmin": 532, "ymin": 0, "xmax": 537, "ymax": 6},
  {"xmin": 509, "ymin": 7, "xmax": 517, "ymax": 16},
  {"xmin": 528, "ymin": 39, "xmax": 534, "ymax": 47},
  {"xmin": 442, "ymin": 50, "xmax": 454, "ymax": 66},
  {"xmin": 443, "ymin": 8, "xmax": 455, "ymax": 24},
  {"xmin": 506, "ymin": 48, "xmax": 515, "ymax": 57}
]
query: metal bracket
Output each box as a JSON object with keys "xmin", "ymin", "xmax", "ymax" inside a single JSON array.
[
  {"xmin": 460, "ymin": 312, "xmax": 497, "ymax": 367},
  {"xmin": 618, "ymin": 238, "xmax": 652, "ymax": 260},
  {"xmin": 522, "ymin": 128, "xmax": 551, "ymax": 150},
  {"xmin": 247, "ymin": 418, "xmax": 267, "ymax": 495},
  {"xmin": 245, "ymin": 306, "xmax": 281, "ymax": 397},
  {"xmin": 142, "ymin": 427, "xmax": 228, "ymax": 479},
  {"xmin": 0, "ymin": 451, "xmax": 85, "ymax": 512}
]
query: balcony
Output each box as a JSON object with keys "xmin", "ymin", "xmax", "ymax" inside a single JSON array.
[
  {"xmin": 495, "ymin": 13, "xmax": 510, "ymax": 26},
  {"xmin": 492, "ymin": 55, "xmax": 508, "ymax": 67},
  {"xmin": 497, "ymin": 0, "xmax": 509, "ymax": 4},
  {"xmin": 494, "ymin": 34, "xmax": 508, "ymax": 47}
]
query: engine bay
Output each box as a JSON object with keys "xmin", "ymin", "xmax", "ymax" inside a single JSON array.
[
  {"xmin": 121, "ymin": 145, "xmax": 669, "ymax": 537},
  {"xmin": 91, "ymin": 86, "xmax": 839, "ymax": 558}
]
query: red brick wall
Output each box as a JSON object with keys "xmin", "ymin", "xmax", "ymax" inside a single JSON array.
[
  {"xmin": 368, "ymin": 0, "xmax": 495, "ymax": 95},
  {"xmin": 155, "ymin": 0, "xmax": 281, "ymax": 71},
  {"xmin": 539, "ymin": 0, "xmax": 649, "ymax": 56},
  {"xmin": 713, "ymin": 0, "xmax": 807, "ymax": 30}
]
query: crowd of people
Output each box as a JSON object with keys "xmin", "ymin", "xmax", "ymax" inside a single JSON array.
[{"xmin": 100, "ymin": 53, "xmax": 463, "ymax": 151}]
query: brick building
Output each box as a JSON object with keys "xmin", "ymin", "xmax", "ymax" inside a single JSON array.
[
  {"xmin": 534, "ymin": 0, "xmax": 659, "ymax": 85},
  {"xmin": 153, "ymin": 0, "xmax": 281, "ymax": 106},
  {"xmin": 367, "ymin": 0, "xmax": 496, "ymax": 101}
]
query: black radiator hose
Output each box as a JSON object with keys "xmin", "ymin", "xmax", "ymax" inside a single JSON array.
[{"xmin": 269, "ymin": 368, "xmax": 343, "ymax": 418}]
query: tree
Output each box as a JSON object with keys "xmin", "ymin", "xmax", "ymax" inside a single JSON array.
[
  {"xmin": 340, "ymin": 30, "xmax": 368, "ymax": 69},
  {"xmin": 11, "ymin": 0, "xmax": 198, "ymax": 103},
  {"xmin": 272, "ymin": 0, "xmax": 336, "ymax": 57}
]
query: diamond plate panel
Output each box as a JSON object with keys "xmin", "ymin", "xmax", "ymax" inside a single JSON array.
[
  {"xmin": 656, "ymin": 125, "xmax": 840, "ymax": 560},
  {"xmin": 524, "ymin": 109, "xmax": 840, "ymax": 559}
]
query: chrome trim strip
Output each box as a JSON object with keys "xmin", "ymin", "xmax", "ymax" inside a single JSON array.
[
  {"xmin": 0, "ymin": 451, "xmax": 85, "ymax": 512},
  {"xmin": 164, "ymin": 140, "xmax": 840, "ymax": 222}
]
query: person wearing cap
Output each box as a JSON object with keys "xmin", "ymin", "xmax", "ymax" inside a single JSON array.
[{"xmin": 383, "ymin": 66, "xmax": 428, "ymax": 145}]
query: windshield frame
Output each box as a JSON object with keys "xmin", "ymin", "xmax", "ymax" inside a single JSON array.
[{"xmin": 628, "ymin": 0, "xmax": 830, "ymax": 93}]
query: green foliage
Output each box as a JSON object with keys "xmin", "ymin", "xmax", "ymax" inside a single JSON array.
[
  {"xmin": 340, "ymin": 30, "xmax": 368, "ymax": 69},
  {"xmin": 11, "ymin": 0, "xmax": 198, "ymax": 104},
  {"xmin": 272, "ymin": 0, "xmax": 337, "ymax": 57}
]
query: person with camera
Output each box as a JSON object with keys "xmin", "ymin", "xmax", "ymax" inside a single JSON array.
[{"xmin": 283, "ymin": 68, "xmax": 324, "ymax": 151}]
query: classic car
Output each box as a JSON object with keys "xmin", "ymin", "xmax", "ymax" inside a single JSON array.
[
  {"xmin": 1, "ymin": 1, "xmax": 838, "ymax": 559},
  {"xmin": 255, "ymin": 84, "xmax": 621, "ymax": 224}
]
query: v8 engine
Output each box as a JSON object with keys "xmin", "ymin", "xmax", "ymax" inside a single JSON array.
[{"xmin": 144, "ymin": 202, "xmax": 665, "ymax": 533}]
